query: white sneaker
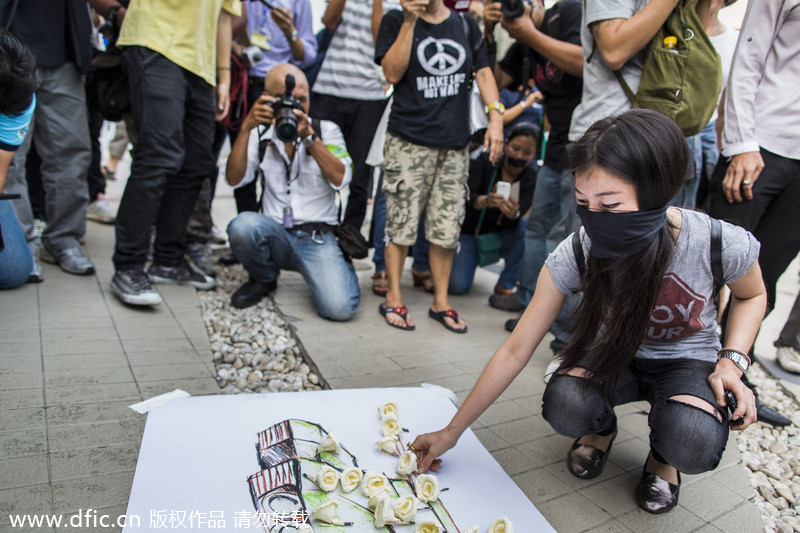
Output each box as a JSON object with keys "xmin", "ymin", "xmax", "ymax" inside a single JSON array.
[
  {"xmin": 210, "ymin": 224, "xmax": 227, "ymax": 245},
  {"xmin": 29, "ymin": 218, "xmax": 47, "ymax": 239},
  {"xmin": 86, "ymin": 194, "xmax": 116, "ymax": 224},
  {"xmin": 544, "ymin": 357, "xmax": 561, "ymax": 384},
  {"xmin": 777, "ymin": 346, "xmax": 800, "ymax": 374}
]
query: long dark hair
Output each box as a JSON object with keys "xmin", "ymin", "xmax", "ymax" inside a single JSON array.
[
  {"xmin": 558, "ymin": 110, "xmax": 689, "ymax": 386},
  {"xmin": 0, "ymin": 29, "xmax": 36, "ymax": 116}
]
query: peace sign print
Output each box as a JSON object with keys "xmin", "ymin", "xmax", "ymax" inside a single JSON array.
[{"xmin": 416, "ymin": 36, "xmax": 466, "ymax": 76}]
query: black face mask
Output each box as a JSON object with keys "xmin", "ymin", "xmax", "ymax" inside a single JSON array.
[
  {"xmin": 576, "ymin": 205, "xmax": 668, "ymax": 258},
  {"xmin": 506, "ymin": 156, "xmax": 528, "ymax": 168}
]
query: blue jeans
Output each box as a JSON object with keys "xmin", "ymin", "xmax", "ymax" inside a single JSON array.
[
  {"xmin": 449, "ymin": 219, "xmax": 526, "ymax": 294},
  {"xmin": 227, "ymin": 213, "xmax": 360, "ymax": 321},
  {"xmin": 0, "ymin": 201, "xmax": 33, "ymax": 289}
]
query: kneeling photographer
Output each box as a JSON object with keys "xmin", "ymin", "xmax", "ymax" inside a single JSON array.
[{"xmin": 225, "ymin": 63, "xmax": 360, "ymax": 320}]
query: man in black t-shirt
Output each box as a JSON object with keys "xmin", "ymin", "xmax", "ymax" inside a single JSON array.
[
  {"xmin": 374, "ymin": 0, "xmax": 503, "ymax": 333},
  {"xmin": 483, "ymin": 0, "xmax": 584, "ymax": 322}
]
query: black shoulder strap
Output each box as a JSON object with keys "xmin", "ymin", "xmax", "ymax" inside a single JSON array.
[
  {"xmin": 710, "ymin": 218, "xmax": 724, "ymax": 297},
  {"xmin": 2, "ymin": 0, "xmax": 20, "ymax": 28},
  {"xmin": 459, "ymin": 13, "xmax": 485, "ymax": 60},
  {"xmin": 312, "ymin": 117, "xmax": 322, "ymax": 143},
  {"xmin": 572, "ymin": 228, "xmax": 586, "ymax": 280}
]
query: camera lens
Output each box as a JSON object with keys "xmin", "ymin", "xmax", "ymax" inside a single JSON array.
[
  {"xmin": 275, "ymin": 107, "xmax": 298, "ymax": 142},
  {"xmin": 501, "ymin": 0, "xmax": 524, "ymax": 18}
]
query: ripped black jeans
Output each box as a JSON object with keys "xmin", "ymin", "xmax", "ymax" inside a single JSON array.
[{"xmin": 542, "ymin": 358, "xmax": 729, "ymax": 475}]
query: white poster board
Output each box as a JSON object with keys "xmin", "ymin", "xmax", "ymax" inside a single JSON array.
[{"xmin": 124, "ymin": 387, "xmax": 554, "ymax": 532}]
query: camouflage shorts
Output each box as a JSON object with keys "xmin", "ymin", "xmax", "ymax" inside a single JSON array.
[{"xmin": 382, "ymin": 133, "xmax": 469, "ymax": 249}]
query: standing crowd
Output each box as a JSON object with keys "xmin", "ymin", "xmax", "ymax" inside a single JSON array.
[{"xmin": 1, "ymin": 0, "xmax": 799, "ymax": 519}]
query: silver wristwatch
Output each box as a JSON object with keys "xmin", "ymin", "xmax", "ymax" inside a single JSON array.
[
  {"xmin": 302, "ymin": 132, "xmax": 317, "ymax": 147},
  {"xmin": 717, "ymin": 349, "xmax": 751, "ymax": 374}
]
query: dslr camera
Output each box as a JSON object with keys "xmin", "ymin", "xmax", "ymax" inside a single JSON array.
[
  {"xmin": 269, "ymin": 74, "xmax": 305, "ymax": 142},
  {"xmin": 499, "ymin": 0, "xmax": 526, "ymax": 18}
]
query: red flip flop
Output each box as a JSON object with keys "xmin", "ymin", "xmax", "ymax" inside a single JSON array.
[
  {"xmin": 428, "ymin": 308, "xmax": 467, "ymax": 334},
  {"xmin": 379, "ymin": 303, "xmax": 415, "ymax": 331}
]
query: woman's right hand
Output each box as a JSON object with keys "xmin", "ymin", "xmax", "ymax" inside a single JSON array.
[{"xmin": 409, "ymin": 427, "xmax": 461, "ymax": 473}]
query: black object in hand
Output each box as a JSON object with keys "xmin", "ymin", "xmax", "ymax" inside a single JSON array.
[{"xmin": 725, "ymin": 390, "xmax": 744, "ymax": 426}]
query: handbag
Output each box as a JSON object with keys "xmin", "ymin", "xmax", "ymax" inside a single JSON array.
[
  {"xmin": 334, "ymin": 224, "xmax": 369, "ymax": 260},
  {"xmin": 475, "ymin": 168, "xmax": 503, "ymax": 267}
]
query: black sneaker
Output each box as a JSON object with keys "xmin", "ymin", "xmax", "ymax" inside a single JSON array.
[
  {"xmin": 489, "ymin": 293, "xmax": 525, "ymax": 312},
  {"xmin": 148, "ymin": 261, "xmax": 215, "ymax": 290},
  {"xmin": 111, "ymin": 269, "xmax": 163, "ymax": 306},
  {"xmin": 231, "ymin": 280, "xmax": 277, "ymax": 309}
]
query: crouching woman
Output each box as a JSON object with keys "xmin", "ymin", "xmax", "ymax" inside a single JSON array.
[{"xmin": 410, "ymin": 109, "xmax": 766, "ymax": 514}]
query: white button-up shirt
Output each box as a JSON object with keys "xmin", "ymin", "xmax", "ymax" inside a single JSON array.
[{"xmin": 237, "ymin": 120, "xmax": 352, "ymax": 226}]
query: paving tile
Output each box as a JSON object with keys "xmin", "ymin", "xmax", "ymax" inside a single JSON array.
[
  {"xmin": 55, "ymin": 505, "xmax": 129, "ymax": 532},
  {"xmin": 0, "ymin": 429, "xmax": 47, "ymax": 459},
  {"xmin": 544, "ymin": 456, "xmax": 625, "ymax": 492},
  {"xmin": 679, "ymin": 476, "xmax": 747, "ymax": 521},
  {"xmin": 607, "ymin": 437, "xmax": 650, "ymax": 473},
  {"xmin": 125, "ymin": 349, "xmax": 205, "ymax": 366},
  {"xmin": 44, "ymin": 366, "xmax": 135, "ymax": 386},
  {"xmin": 0, "ymin": 454, "xmax": 49, "ymax": 490},
  {"xmin": 0, "ymin": 371, "xmax": 42, "ymax": 390},
  {"xmin": 388, "ymin": 350, "xmax": 449, "ymax": 369},
  {"xmin": 0, "ymin": 356, "xmax": 41, "ymax": 372},
  {"xmin": 46, "ymin": 401, "xmax": 143, "ymax": 427},
  {"xmin": 45, "ymin": 383, "xmax": 142, "ymax": 406},
  {"xmin": 617, "ymin": 506, "xmax": 706, "ymax": 533},
  {"xmin": 0, "ymin": 484, "xmax": 52, "ymax": 528},
  {"xmin": 0, "ymin": 329, "xmax": 40, "ymax": 343},
  {"xmin": 40, "ymin": 315, "xmax": 116, "ymax": 329},
  {"xmin": 582, "ymin": 519, "xmax": 636, "ymax": 533},
  {"xmin": 0, "ymin": 342, "xmax": 41, "ymax": 357},
  {"xmin": 491, "ymin": 446, "xmax": 538, "ymax": 476},
  {"xmin": 121, "ymin": 337, "xmax": 197, "ymax": 353},
  {"xmin": 52, "ymin": 471, "xmax": 135, "ymax": 514},
  {"xmin": 41, "ymin": 328, "xmax": 119, "ymax": 343},
  {"xmin": 339, "ymin": 354, "xmax": 402, "ymax": 375},
  {"xmin": 706, "ymin": 463, "xmax": 756, "ymax": 499},
  {"xmin": 489, "ymin": 415, "xmax": 555, "ymax": 446},
  {"xmin": 472, "ymin": 427, "xmax": 509, "ymax": 452},
  {"xmin": 691, "ymin": 524, "xmax": 725, "ymax": 533},
  {"xmin": 130, "ymin": 363, "xmax": 214, "ymax": 382},
  {"xmin": 43, "ymin": 353, "xmax": 130, "ymax": 371},
  {"xmin": 47, "ymin": 419, "xmax": 145, "ymax": 452},
  {"xmin": 0, "ymin": 407, "xmax": 45, "ymax": 432},
  {"xmin": 0, "ymin": 388, "xmax": 44, "ymax": 409},
  {"xmin": 477, "ymin": 399, "xmax": 536, "ymax": 427},
  {"xmin": 578, "ymin": 472, "xmax": 641, "ymax": 517},
  {"xmin": 42, "ymin": 339, "xmax": 124, "ymax": 356},
  {"xmin": 138, "ymin": 377, "xmax": 221, "ymax": 398},
  {"xmin": 114, "ymin": 327, "xmax": 190, "ymax": 340},
  {"xmin": 50, "ymin": 444, "xmax": 140, "ymax": 481},
  {"xmin": 511, "ymin": 466, "xmax": 573, "ymax": 504},
  {"xmin": 517, "ymin": 433, "xmax": 574, "ymax": 467},
  {"xmin": 536, "ymin": 491, "xmax": 614, "ymax": 532}
]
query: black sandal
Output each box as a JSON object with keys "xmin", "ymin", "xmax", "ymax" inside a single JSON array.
[
  {"xmin": 635, "ymin": 454, "xmax": 680, "ymax": 514},
  {"xmin": 567, "ymin": 422, "xmax": 618, "ymax": 480}
]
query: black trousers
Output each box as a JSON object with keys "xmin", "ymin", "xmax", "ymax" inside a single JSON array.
[
  {"xmin": 113, "ymin": 46, "xmax": 215, "ymax": 269},
  {"xmin": 709, "ymin": 148, "xmax": 800, "ymax": 316},
  {"xmin": 310, "ymin": 93, "xmax": 387, "ymax": 229}
]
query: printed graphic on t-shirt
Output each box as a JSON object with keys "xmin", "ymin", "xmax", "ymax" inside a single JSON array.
[
  {"xmin": 415, "ymin": 37, "xmax": 468, "ymax": 99},
  {"xmin": 645, "ymin": 273, "xmax": 706, "ymax": 341}
]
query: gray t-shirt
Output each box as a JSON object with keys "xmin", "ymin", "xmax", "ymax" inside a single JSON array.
[
  {"xmin": 568, "ymin": 0, "xmax": 649, "ymax": 141},
  {"xmin": 545, "ymin": 208, "xmax": 760, "ymax": 363}
]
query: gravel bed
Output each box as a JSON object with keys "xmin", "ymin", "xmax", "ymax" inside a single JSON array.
[{"xmin": 198, "ymin": 259, "xmax": 324, "ymax": 394}]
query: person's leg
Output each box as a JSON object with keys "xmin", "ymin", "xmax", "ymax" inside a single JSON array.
[
  {"xmin": 33, "ymin": 64, "xmax": 92, "ymax": 251},
  {"xmin": 669, "ymin": 133, "xmax": 702, "ymax": 208},
  {"xmin": 227, "ymin": 212, "xmax": 294, "ymax": 283},
  {"xmin": 412, "ymin": 215, "xmax": 431, "ymax": 272},
  {"xmin": 514, "ymin": 164, "xmax": 565, "ymax": 306},
  {"xmin": 151, "ymin": 69, "xmax": 215, "ymax": 268},
  {"xmin": 292, "ymin": 229, "xmax": 360, "ymax": 321},
  {"xmin": 372, "ymin": 171, "xmax": 387, "ymax": 272},
  {"xmin": 496, "ymin": 218, "xmax": 526, "ymax": 291},
  {"xmin": 86, "ymin": 104, "xmax": 106, "ymax": 201},
  {"xmin": 114, "ymin": 47, "xmax": 189, "ymax": 271},
  {"xmin": 695, "ymin": 121, "xmax": 718, "ymax": 211},
  {"xmin": 3, "ymin": 113, "xmax": 36, "ymax": 239},
  {"xmin": 448, "ymin": 233, "xmax": 477, "ymax": 295},
  {"xmin": 776, "ymin": 283, "xmax": 800, "ymax": 373},
  {"xmin": 426, "ymin": 146, "xmax": 469, "ymax": 331},
  {"xmin": 0, "ymin": 201, "xmax": 34, "ymax": 289},
  {"xmin": 106, "ymin": 120, "xmax": 130, "ymax": 175},
  {"xmin": 25, "ymin": 142, "xmax": 46, "ymax": 223}
]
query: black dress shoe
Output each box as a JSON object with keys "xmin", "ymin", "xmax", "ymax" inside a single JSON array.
[
  {"xmin": 756, "ymin": 398, "xmax": 792, "ymax": 427},
  {"xmin": 635, "ymin": 468, "xmax": 680, "ymax": 514},
  {"xmin": 231, "ymin": 280, "xmax": 277, "ymax": 309},
  {"xmin": 567, "ymin": 428, "xmax": 618, "ymax": 480},
  {"xmin": 504, "ymin": 318, "xmax": 519, "ymax": 332}
]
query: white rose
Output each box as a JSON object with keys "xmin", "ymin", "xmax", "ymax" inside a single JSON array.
[
  {"xmin": 375, "ymin": 435, "xmax": 401, "ymax": 456},
  {"xmin": 361, "ymin": 470, "xmax": 389, "ymax": 497},
  {"xmin": 394, "ymin": 495, "xmax": 419, "ymax": 522},
  {"xmin": 414, "ymin": 517, "xmax": 442, "ymax": 533},
  {"xmin": 298, "ymin": 525, "xmax": 314, "ymax": 533},
  {"xmin": 396, "ymin": 450, "xmax": 418, "ymax": 476},
  {"xmin": 374, "ymin": 496, "xmax": 399, "ymax": 528},
  {"xmin": 488, "ymin": 517, "xmax": 513, "ymax": 533},
  {"xmin": 319, "ymin": 433, "xmax": 340, "ymax": 454},
  {"xmin": 369, "ymin": 488, "xmax": 390, "ymax": 510},
  {"xmin": 378, "ymin": 401, "xmax": 399, "ymax": 418},
  {"xmin": 381, "ymin": 414, "xmax": 402, "ymax": 436},
  {"xmin": 462, "ymin": 526, "xmax": 478, "ymax": 533},
  {"xmin": 316, "ymin": 465, "xmax": 339, "ymax": 492},
  {"xmin": 414, "ymin": 474, "xmax": 440, "ymax": 503},
  {"xmin": 340, "ymin": 467, "xmax": 363, "ymax": 493},
  {"xmin": 312, "ymin": 501, "xmax": 343, "ymax": 525}
]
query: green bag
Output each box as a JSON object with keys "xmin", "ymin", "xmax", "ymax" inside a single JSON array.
[
  {"xmin": 475, "ymin": 168, "xmax": 503, "ymax": 267},
  {"xmin": 613, "ymin": 0, "xmax": 722, "ymax": 136}
]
